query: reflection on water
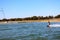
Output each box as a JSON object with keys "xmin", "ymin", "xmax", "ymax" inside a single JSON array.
[{"xmin": 0, "ymin": 22, "xmax": 60, "ymax": 40}]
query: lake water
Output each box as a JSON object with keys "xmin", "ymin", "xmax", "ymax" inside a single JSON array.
[{"xmin": 0, "ymin": 22, "xmax": 60, "ymax": 40}]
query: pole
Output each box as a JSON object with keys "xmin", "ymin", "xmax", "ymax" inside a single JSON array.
[
  {"xmin": 1, "ymin": 8, "xmax": 5, "ymax": 19},
  {"xmin": 0, "ymin": 8, "xmax": 8, "ymax": 23}
]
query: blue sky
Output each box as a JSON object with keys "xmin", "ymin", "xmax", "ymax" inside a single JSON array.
[{"xmin": 0, "ymin": 0, "xmax": 60, "ymax": 19}]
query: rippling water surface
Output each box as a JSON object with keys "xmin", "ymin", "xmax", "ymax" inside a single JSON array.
[{"xmin": 0, "ymin": 22, "xmax": 60, "ymax": 40}]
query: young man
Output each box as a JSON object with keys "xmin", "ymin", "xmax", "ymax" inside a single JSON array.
[{"xmin": 47, "ymin": 21, "xmax": 50, "ymax": 27}]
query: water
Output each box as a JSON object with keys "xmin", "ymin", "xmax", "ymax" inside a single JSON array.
[{"xmin": 0, "ymin": 22, "xmax": 60, "ymax": 40}]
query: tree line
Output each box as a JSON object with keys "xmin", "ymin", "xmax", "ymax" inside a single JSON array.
[{"xmin": 0, "ymin": 14, "xmax": 60, "ymax": 21}]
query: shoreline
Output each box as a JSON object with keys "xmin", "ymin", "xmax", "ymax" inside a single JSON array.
[{"xmin": 0, "ymin": 18, "xmax": 60, "ymax": 24}]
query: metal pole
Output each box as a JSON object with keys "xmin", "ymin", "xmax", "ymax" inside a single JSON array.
[{"xmin": 1, "ymin": 8, "xmax": 5, "ymax": 19}]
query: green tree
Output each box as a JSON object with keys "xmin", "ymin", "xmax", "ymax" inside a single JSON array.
[
  {"xmin": 31, "ymin": 16, "xmax": 38, "ymax": 20},
  {"xmin": 55, "ymin": 15, "xmax": 60, "ymax": 18}
]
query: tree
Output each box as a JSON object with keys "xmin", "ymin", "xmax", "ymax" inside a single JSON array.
[
  {"xmin": 31, "ymin": 16, "xmax": 38, "ymax": 20},
  {"xmin": 55, "ymin": 14, "xmax": 60, "ymax": 18}
]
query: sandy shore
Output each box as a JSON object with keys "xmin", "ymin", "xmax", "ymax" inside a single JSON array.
[
  {"xmin": 15, "ymin": 18, "xmax": 60, "ymax": 22},
  {"xmin": 0, "ymin": 18, "xmax": 60, "ymax": 24}
]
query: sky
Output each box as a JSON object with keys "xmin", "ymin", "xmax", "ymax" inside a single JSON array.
[{"xmin": 0, "ymin": 0, "xmax": 60, "ymax": 19}]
